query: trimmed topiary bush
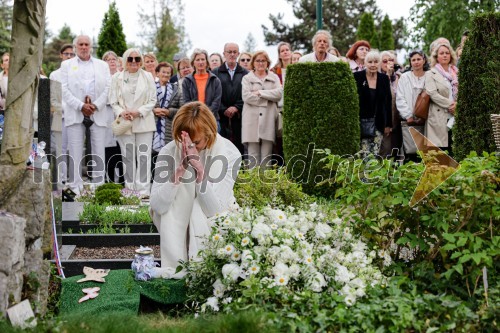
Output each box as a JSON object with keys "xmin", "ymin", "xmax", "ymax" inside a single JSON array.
[
  {"xmin": 283, "ymin": 62, "xmax": 360, "ymax": 196},
  {"xmin": 454, "ymin": 12, "xmax": 500, "ymax": 160}
]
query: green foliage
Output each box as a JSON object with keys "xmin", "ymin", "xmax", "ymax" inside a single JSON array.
[
  {"xmin": 234, "ymin": 167, "xmax": 310, "ymax": 209},
  {"xmin": 138, "ymin": 0, "xmax": 191, "ymax": 61},
  {"xmin": 95, "ymin": 189, "xmax": 122, "ymax": 205},
  {"xmin": 357, "ymin": 13, "xmax": 377, "ymax": 47},
  {"xmin": 0, "ymin": 311, "xmax": 276, "ymax": 333},
  {"xmin": 79, "ymin": 203, "xmax": 152, "ymax": 225},
  {"xmin": 410, "ymin": 0, "xmax": 498, "ymax": 51},
  {"xmin": 97, "ymin": 2, "xmax": 128, "ymax": 59},
  {"xmin": 379, "ymin": 14, "xmax": 395, "ymax": 50},
  {"xmin": 454, "ymin": 12, "xmax": 499, "ymax": 160},
  {"xmin": 0, "ymin": 0, "xmax": 12, "ymax": 55},
  {"xmin": 154, "ymin": 6, "xmax": 179, "ymax": 63},
  {"xmin": 283, "ymin": 62, "xmax": 359, "ymax": 196},
  {"xmin": 42, "ymin": 24, "xmax": 76, "ymax": 77},
  {"xmin": 262, "ymin": 0, "xmax": 407, "ymax": 54},
  {"xmin": 319, "ymin": 150, "xmax": 499, "ymax": 299}
]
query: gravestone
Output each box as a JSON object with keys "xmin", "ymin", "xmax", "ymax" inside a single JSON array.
[{"xmin": 37, "ymin": 78, "xmax": 50, "ymax": 153}]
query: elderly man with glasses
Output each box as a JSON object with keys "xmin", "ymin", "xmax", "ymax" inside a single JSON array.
[
  {"xmin": 212, "ymin": 42, "xmax": 249, "ymax": 155},
  {"xmin": 60, "ymin": 35, "xmax": 111, "ymax": 195}
]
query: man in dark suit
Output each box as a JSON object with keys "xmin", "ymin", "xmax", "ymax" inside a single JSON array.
[{"xmin": 212, "ymin": 43, "xmax": 249, "ymax": 155}]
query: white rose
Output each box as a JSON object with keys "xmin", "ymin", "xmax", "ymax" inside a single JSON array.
[
  {"xmin": 222, "ymin": 263, "xmax": 240, "ymax": 281},
  {"xmin": 206, "ymin": 296, "xmax": 220, "ymax": 311},
  {"xmin": 251, "ymin": 222, "xmax": 272, "ymax": 239},
  {"xmin": 314, "ymin": 223, "xmax": 333, "ymax": 239}
]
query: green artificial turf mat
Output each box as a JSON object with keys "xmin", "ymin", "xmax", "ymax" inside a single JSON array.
[
  {"xmin": 59, "ymin": 270, "xmax": 188, "ymax": 317},
  {"xmin": 136, "ymin": 277, "xmax": 187, "ymax": 304}
]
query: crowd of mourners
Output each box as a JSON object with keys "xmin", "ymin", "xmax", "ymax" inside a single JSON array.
[{"xmin": 0, "ymin": 28, "xmax": 467, "ymax": 198}]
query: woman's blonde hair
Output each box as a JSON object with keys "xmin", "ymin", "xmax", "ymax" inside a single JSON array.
[
  {"xmin": 430, "ymin": 43, "xmax": 457, "ymax": 67},
  {"xmin": 172, "ymin": 102, "xmax": 217, "ymax": 149},
  {"xmin": 250, "ymin": 50, "xmax": 271, "ymax": 71}
]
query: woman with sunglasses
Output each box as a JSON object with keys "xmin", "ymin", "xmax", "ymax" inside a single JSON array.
[
  {"xmin": 150, "ymin": 101, "xmax": 241, "ymax": 279},
  {"xmin": 182, "ymin": 48, "xmax": 222, "ymax": 129},
  {"xmin": 238, "ymin": 52, "xmax": 253, "ymax": 70},
  {"xmin": 242, "ymin": 50, "xmax": 283, "ymax": 169},
  {"xmin": 396, "ymin": 50, "xmax": 429, "ymax": 162},
  {"xmin": 109, "ymin": 48, "xmax": 157, "ymax": 197},
  {"xmin": 346, "ymin": 40, "xmax": 371, "ymax": 73}
]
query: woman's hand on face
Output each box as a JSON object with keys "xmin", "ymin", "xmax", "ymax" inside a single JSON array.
[{"xmin": 181, "ymin": 131, "xmax": 204, "ymax": 182}]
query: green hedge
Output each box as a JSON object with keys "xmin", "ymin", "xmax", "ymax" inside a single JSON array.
[
  {"xmin": 454, "ymin": 12, "xmax": 500, "ymax": 160},
  {"xmin": 283, "ymin": 62, "xmax": 359, "ymax": 196}
]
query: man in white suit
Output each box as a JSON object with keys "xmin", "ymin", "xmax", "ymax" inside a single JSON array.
[{"xmin": 61, "ymin": 35, "xmax": 111, "ymax": 194}]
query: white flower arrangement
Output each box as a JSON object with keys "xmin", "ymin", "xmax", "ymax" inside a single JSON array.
[{"xmin": 186, "ymin": 204, "xmax": 387, "ymax": 313}]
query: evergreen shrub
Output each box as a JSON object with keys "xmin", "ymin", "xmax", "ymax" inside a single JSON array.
[
  {"xmin": 283, "ymin": 62, "xmax": 360, "ymax": 196},
  {"xmin": 454, "ymin": 12, "xmax": 500, "ymax": 160}
]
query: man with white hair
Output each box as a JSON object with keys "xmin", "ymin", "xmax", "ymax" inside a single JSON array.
[
  {"xmin": 60, "ymin": 35, "xmax": 111, "ymax": 195},
  {"xmin": 299, "ymin": 30, "xmax": 339, "ymax": 63}
]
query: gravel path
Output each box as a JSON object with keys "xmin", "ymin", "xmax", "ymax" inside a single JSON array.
[{"xmin": 71, "ymin": 245, "xmax": 161, "ymax": 259}]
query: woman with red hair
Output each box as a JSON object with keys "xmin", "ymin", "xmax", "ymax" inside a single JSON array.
[{"xmin": 346, "ymin": 40, "xmax": 371, "ymax": 73}]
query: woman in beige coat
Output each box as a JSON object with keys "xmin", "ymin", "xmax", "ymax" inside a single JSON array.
[
  {"xmin": 109, "ymin": 48, "xmax": 157, "ymax": 196},
  {"xmin": 424, "ymin": 43, "xmax": 458, "ymax": 152},
  {"xmin": 242, "ymin": 50, "xmax": 283, "ymax": 168}
]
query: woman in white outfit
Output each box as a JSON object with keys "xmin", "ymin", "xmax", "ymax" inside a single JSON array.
[
  {"xmin": 109, "ymin": 48, "xmax": 157, "ymax": 196},
  {"xmin": 150, "ymin": 101, "xmax": 241, "ymax": 278}
]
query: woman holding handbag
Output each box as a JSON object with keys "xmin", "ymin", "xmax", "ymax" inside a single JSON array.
[
  {"xmin": 425, "ymin": 43, "xmax": 458, "ymax": 154},
  {"xmin": 353, "ymin": 50, "xmax": 392, "ymax": 157},
  {"xmin": 109, "ymin": 48, "xmax": 157, "ymax": 197},
  {"xmin": 396, "ymin": 50, "xmax": 429, "ymax": 162}
]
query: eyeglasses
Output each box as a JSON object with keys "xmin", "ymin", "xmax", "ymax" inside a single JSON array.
[
  {"xmin": 240, "ymin": 59, "xmax": 251, "ymax": 62},
  {"xmin": 382, "ymin": 59, "xmax": 395, "ymax": 63},
  {"xmin": 106, "ymin": 58, "xmax": 117, "ymax": 63},
  {"xmin": 255, "ymin": 60, "xmax": 267, "ymax": 63},
  {"xmin": 62, "ymin": 52, "xmax": 75, "ymax": 57},
  {"xmin": 127, "ymin": 56, "xmax": 141, "ymax": 63}
]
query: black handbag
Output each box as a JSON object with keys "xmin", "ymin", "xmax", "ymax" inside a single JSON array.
[{"xmin": 360, "ymin": 118, "xmax": 376, "ymax": 138}]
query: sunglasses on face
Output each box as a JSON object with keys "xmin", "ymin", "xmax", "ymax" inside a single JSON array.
[
  {"xmin": 240, "ymin": 59, "xmax": 251, "ymax": 62},
  {"xmin": 382, "ymin": 59, "xmax": 395, "ymax": 63},
  {"xmin": 127, "ymin": 56, "xmax": 141, "ymax": 63}
]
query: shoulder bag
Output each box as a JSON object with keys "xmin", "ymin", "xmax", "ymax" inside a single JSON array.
[{"xmin": 413, "ymin": 90, "xmax": 430, "ymax": 120}]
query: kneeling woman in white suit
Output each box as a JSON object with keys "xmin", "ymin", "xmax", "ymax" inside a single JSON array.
[
  {"xmin": 109, "ymin": 48, "xmax": 157, "ymax": 196},
  {"xmin": 150, "ymin": 101, "xmax": 241, "ymax": 278}
]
